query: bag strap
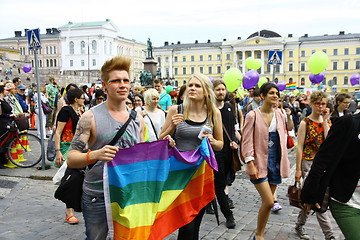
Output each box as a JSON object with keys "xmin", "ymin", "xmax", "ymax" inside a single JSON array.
[
  {"xmin": 222, "ymin": 123, "xmax": 232, "ymax": 142},
  {"xmin": 145, "ymin": 113, "xmax": 159, "ymax": 140},
  {"xmin": 108, "ymin": 109, "xmax": 137, "ymax": 146}
]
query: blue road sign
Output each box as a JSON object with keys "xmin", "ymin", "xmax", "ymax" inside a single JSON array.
[
  {"xmin": 27, "ymin": 29, "xmax": 41, "ymax": 50},
  {"xmin": 268, "ymin": 51, "xmax": 282, "ymax": 64}
]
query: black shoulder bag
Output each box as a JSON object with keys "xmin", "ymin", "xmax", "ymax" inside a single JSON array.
[{"xmin": 54, "ymin": 109, "xmax": 137, "ymax": 212}]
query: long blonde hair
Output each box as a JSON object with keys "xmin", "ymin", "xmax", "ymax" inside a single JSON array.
[{"xmin": 182, "ymin": 73, "xmax": 218, "ymax": 127}]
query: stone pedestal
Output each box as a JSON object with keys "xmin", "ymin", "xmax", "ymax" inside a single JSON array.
[{"xmin": 143, "ymin": 58, "xmax": 158, "ymax": 85}]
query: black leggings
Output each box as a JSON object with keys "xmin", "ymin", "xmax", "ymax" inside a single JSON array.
[{"xmin": 177, "ymin": 207, "xmax": 206, "ymax": 240}]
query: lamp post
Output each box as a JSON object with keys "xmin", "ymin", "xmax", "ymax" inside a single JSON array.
[{"xmin": 87, "ymin": 37, "xmax": 90, "ymax": 83}]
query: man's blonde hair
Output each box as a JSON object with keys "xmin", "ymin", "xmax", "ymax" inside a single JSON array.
[{"xmin": 101, "ymin": 56, "xmax": 131, "ymax": 82}]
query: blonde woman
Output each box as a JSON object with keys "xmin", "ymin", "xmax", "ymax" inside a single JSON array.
[
  {"xmin": 138, "ymin": 88, "xmax": 165, "ymax": 142},
  {"xmin": 160, "ymin": 73, "xmax": 223, "ymax": 240}
]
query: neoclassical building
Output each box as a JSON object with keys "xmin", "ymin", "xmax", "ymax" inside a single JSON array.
[{"xmin": 153, "ymin": 30, "xmax": 360, "ymax": 92}]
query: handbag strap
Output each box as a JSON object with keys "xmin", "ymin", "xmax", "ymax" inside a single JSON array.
[
  {"xmin": 145, "ymin": 112, "xmax": 159, "ymax": 140},
  {"xmin": 108, "ymin": 109, "xmax": 137, "ymax": 146},
  {"xmin": 222, "ymin": 123, "xmax": 232, "ymax": 142}
]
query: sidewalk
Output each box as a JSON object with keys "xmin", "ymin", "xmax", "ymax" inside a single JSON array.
[{"xmin": 0, "ymin": 150, "xmax": 344, "ymax": 240}]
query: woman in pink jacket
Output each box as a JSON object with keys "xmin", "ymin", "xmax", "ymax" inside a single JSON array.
[{"xmin": 241, "ymin": 83, "xmax": 293, "ymax": 240}]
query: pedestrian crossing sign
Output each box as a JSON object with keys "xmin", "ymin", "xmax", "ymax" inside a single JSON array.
[
  {"xmin": 268, "ymin": 51, "xmax": 282, "ymax": 65},
  {"xmin": 27, "ymin": 29, "xmax": 41, "ymax": 50}
]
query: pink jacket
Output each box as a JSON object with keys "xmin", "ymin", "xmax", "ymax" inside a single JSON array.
[{"xmin": 241, "ymin": 108, "xmax": 290, "ymax": 178}]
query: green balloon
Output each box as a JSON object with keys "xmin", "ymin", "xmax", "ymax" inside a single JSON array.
[
  {"xmin": 293, "ymin": 89, "xmax": 300, "ymax": 95},
  {"xmin": 257, "ymin": 77, "xmax": 267, "ymax": 87},
  {"xmin": 308, "ymin": 51, "xmax": 329, "ymax": 75},
  {"xmin": 236, "ymin": 88, "xmax": 245, "ymax": 98},
  {"xmin": 245, "ymin": 57, "xmax": 262, "ymax": 70},
  {"xmin": 165, "ymin": 85, "xmax": 173, "ymax": 94},
  {"xmin": 224, "ymin": 68, "xmax": 243, "ymax": 92}
]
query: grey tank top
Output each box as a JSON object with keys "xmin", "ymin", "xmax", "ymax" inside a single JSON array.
[
  {"xmin": 83, "ymin": 102, "xmax": 140, "ymax": 197},
  {"xmin": 174, "ymin": 105, "xmax": 212, "ymax": 152}
]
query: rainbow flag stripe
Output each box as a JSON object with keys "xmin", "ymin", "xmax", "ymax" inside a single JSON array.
[
  {"xmin": 104, "ymin": 138, "xmax": 217, "ymax": 240},
  {"xmin": 286, "ymin": 82, "xmax": 297, "ymax": 90}
]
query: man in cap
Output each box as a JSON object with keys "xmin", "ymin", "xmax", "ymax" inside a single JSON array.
[{"xmin": 16, "ymin": 84, "xmax": 28, "ymax": 113}]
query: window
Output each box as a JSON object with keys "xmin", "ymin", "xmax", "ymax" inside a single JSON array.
[
  {"xmin": 289, "ymin": 51, "xmax": 294, "ymax": 57},
  {"xmin": 109, "ymin": 42, "xmax": 112, "ymax": 55},
  {"xmin": 191, "ymin": 67, "xmax": 195, "ymax": 74},
  {"xmin": 54, "ymin": 59, "xmax": 57, "ymax": 67},
  {"xmin": 356, "ymin": 61, "xmax": 360, "ymax": 69},
  {"xmin": 301, "ymin": 77, "xmax": 305, "ymax": 86},
  {"xmin": 208, "ymin": 55, "xmax": 212, "ymax": 61},
  {"xmin": 333, "ymin": 49, "xmax": 338, "ymax": 56},
  {"xmin": 301, "ymin": 63, "xmax": 306, "ymax": 71},
  {"xmin": 81, "ymin": 60, "xmax": 85, "ymax": 66},
  {"xmin": 70, "ymin": 60, "xmax": 73, "ymax": 67},
  {"xmin": 311, "ymin": 50, "xmax": 315, "ymax": 54},
  {"xmin": 200, "ymin": 55, "xmax": 203, "ymax": 61},
  {"xmin": 344, "ymin": 61, "xmax": 349, "ymax": 70},
  {"xmin": 165, "ymin": 57, "xmax": 169, "ymax": 63},
  {"xmin": 344, "ymin": 76, "xmax": 348, "ymax": 85},
  {"xmin": 208, "ymin": 66, "xmax": 212, "ymax": 74},
  {"xmin": 344, "ymin": 48, "xmax": 349, "ymax": 55},
  {"xmin": 239, "ymin": 52, "xmax": 243, "ymax": 59},
  {"xmin": 54, "ymin": 46, "xmax": 56, "ymax": 54},
  {"xmin": 301, "ymin": 51, "xmax": 305, "ymax": 57},
  {"xmin": 333, "ymin": 77, "xmax": 337, "ymax": 85},
  {"xmin": 182, "ymin": 67, "xmax": 186, "ymax": 75},
  {"xmin": 92, "ymin": 40, "xmax": 97, "ymax": 54},
  {"xmin": 50, "ymin": 59, "xmax": 53, "ymax": 67},
  {"xmin": 256, "ymin": 52, "xmax": 261, "ymax": 59},
  {"xmin": 288, "ymin": 63, "xmax": 293, "ymax": 72},
  {"xmin": 323, "ymin": 49, "xmax": 327, "ymax": 54},
  {"xmin": 226, "ymin": 54, "xmax": 230, "ymax": 60},
  {"xmin": 183, "ymin": 56, "xmax": 186, "ymax": 62},
  {"xmin": 199, "ymin": 66, "xmax": 203, "ymax": 73},
  {"xmin": 247, "ymin": 52, "xmax": 251, "ymax": 57},
  {"xmin": 50, "ymin": 46, "xmax": 53, "ymax": 54},
  {"xmin": 81, "ymin": 41, "xmax": 86, "ymax": 54},
  {"xmin": 39, "ymin": 60, "xmax": 42, "ymax": 68},
  {"xmin": 191, "ymin": 56, "xmax": 194, "ymax": 62},
  {"xmin": 174, "ymin": 56, "xmax": 178, "ymax": 62},
  {"xmin": 104, "ymin": 41, "xmax": 107, "ymax": 54},
  {"xmin": 323, "ymin": 77, "xmax": 327, "ymax": 85},
  {"xmin": 289, "ymin": 78, "xmax": 293, "ymax": 83},
  {"xmin": 267, "ymin": 64, "xmax": 271, "ymax": 73},
  {"xmin": 333, "ymin": 62, "xmax": 338, "ymax": 70},
  {"xmin": 217, "ymin": 55, "xmax": 221, "ymax": 61},
  {"xmin": 357, "ymin": 48, "xmax": 360, "ymax": 55},
  {"xmin": 174, "ymin": 68, "xmax": 178, "ymax": 75},
  {"xmin": 46, "ymin": 59, "xmax": 49, "ymax": 67},
  {"xmin": 217, "ymin": 66, "xmax": 221, "ymax": 74}
]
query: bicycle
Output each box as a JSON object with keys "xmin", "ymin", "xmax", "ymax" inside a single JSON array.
[{"xmin": 0, "ymin": 124, "xmax": 42, "ymax": 168}]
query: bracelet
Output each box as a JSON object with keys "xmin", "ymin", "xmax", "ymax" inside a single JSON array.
[
  {"xmin": 55, "ymin": 149, "xmax": 60, "ymax": 152},
  {"xmin": 86, "ymin": 149, "xmax": 95, "ymax": 164}
]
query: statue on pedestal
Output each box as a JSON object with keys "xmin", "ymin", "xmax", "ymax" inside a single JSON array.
[
  {"xmin": 139, "ymin": 71, "xmax": 146, "ymax": 86},
  {"xmin": 145, "ymin": 71, "xmax": 153, "ymax": 85},
  {"xmin": 147, "ymin": 38, "xmax": 153, "ymax": 59}
]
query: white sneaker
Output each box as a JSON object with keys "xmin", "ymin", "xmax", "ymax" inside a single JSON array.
[
  {"xmin": 295, "ymin": 225, "xmax": 310, "ymax": 240},
  {"xmin": 271, "ymin": 202, "xmax": 282, "ymax": 212}
]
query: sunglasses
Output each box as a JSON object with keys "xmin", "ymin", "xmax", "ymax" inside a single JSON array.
[{"xmin": 96, "ymin": 97, "xmax": 104, "ymax": 100}]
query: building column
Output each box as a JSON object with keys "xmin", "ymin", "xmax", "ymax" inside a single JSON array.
[
  {"xmin": 242, "ymin": 51, "xmax": 246, "ymax": 73},
  {"xmin": 251, "ymin": 50, "xmax": 255, "ymax": 57},
  {"xmin": 261, "ymin": 50, "xmax": 265, "ymax": 74},
  {"xmin": 233, "ymin": 52, "xmax": 238, "ymax": 68}
]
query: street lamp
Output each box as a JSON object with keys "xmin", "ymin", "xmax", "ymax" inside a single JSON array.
[{"xmin": 88, "ymin": 37, "xmax": 90, "ymax": 83}]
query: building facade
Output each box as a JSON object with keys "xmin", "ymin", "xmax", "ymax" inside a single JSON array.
[{"xmin": 154, "ymin": 30, "xmax": 360, "ymax": 92}]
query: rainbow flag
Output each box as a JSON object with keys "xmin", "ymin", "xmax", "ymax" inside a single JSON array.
[
  {"xmin": 286, "ymin": 82, "xmax": 297, "ymax": 90},
  {"xmin": 104, "ymin": 138, "xmax": 217, "ymax": 240}
]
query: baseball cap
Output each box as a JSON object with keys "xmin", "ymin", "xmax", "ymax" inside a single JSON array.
[{"xmin": 17, "ymin": 84, "xmax": 26, "ymax": 90}]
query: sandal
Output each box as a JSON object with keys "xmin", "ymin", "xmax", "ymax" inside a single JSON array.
[{"xmin": 65, "ymin": 214, "xmax": 79, "ymax": 225}]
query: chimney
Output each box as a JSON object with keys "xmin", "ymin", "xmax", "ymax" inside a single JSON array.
[
  {"xmin": 223, "ymin": 38, "xmax": 227, "ymax": 41},
  {"xmin": 195, "ymin": 40, "xmax": 198, "ymax": 44},
  {"xmin": 14, "ymin": 31, "xmax": 22, "ymax": 37},
  {"xmin": 52, "ymin": 28, "xmax": 60, "ymax": 34},
  {"xmin": 237, "ymin": 37, "xmax": 241, "ymax": 40},
  {"xmin": 303, "ymin": 34, "xmax": 308, "ymax": 37},
  {"xmin": 207, "ymin": 39, "xmax": 211, "ymax": 43},
  {"xmin": 288, "ymin": 34, "xmax": 293, "ymax": 37},
  {"xmin": 24, "ymin": 29, "xmax": 29, "ymax": 37},
  {"xmin": 339, "ymin": 31, "xmax": 345, "ymax": 35},
  {"xmin": 46, "ymin": 28, "xmax": 52, "ymax": 34},
  {"xmin": 171, "ymin": 43, "xmax": 174, "ymax": 45},
  {"xmin": 177, "ymin": 41, "xmax": 181, "ymax": 44},
  {"xmin": 106, "ymin": 19, "xmax": 110, "ymax": 22},
  {"xmin": 164, "ymin": 41, "xmax": 169, "ymax": 46}
]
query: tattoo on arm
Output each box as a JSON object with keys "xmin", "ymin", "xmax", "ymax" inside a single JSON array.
[{"xmin": 70, "ymin": 113, "xmax": 92, "ymax": 152}]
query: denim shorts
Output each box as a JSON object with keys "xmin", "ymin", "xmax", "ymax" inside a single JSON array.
[{"xmin": 251, "ymin": 132, "xmax": 282, "ymax": 185}]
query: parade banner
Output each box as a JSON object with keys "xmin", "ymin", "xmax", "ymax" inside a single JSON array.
[{"xmin": 104, "ymin": 138, "xmax": 217, "ymax": 240}]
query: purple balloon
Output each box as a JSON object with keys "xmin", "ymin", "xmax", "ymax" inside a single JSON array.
[
  {"xmin": 242, "ymin": 70, "xmax": 259, "ymax": 89},
  {"xmin": 350, "ymin": 74, "xmax": 360, "ymax": 86},
  {"xmin": 209, "ymin": 77, "xmax": 214, "ymax": 83},
  {"xmin": 23, "ymin": 64, "xmax": 32, "ymax": 73},
  {"xmin": 277, "ymin": 81, "xmax": 286, "ymax": 91},
  {"xmin": 309, "ymin": 72, "xmax": 325, "ymax": 84}
]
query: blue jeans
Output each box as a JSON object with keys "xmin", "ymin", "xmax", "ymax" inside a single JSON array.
[{"xmin": 82, "ymin": 192, "xmax": 108, "ymax": 240}]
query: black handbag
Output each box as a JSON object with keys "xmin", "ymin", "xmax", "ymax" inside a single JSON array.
[
  {"xmin": 47, "ymin": 132, "xmax": 55, "ymax": 161},
  {"xmin": 54, "ymin": 109, "xmax": 137, "ymax": 212},
  {"xmin": 222, "ymin": 124, "xmax": 242, "ymax": 172}
]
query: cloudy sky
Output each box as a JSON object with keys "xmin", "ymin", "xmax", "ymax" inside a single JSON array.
[{"xmin": 1, "ymin": 0, "xmax": 359, "ymax": 46}]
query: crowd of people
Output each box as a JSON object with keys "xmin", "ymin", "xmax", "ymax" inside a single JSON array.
[{"xmin": 0, "ymin": 55, "xmax": 359, "ymax": 240}]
